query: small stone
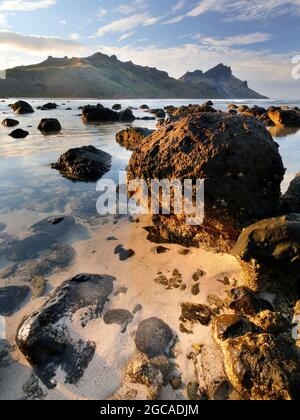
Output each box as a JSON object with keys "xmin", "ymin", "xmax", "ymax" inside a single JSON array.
[
  {"xmin": 187, "ymin": 382, "xmax": 200, "ymax": 400},
  {"xmin": 192, "ymin": 270, "xmax": 205, "ymax": 282},
  {"xmin": 135, "ymin": 317, "xmax": 174, "ymax": 358},
  {"xmin": 181, "ymin": 303, "xmax": 212, "ymax": 326},
  {"xmin": 103, "ymin": 309, "xmax": 133, "ymax": 333},
  {"xmin": 31, "ymin": 276, "xmax": 47, "ymax": 298},
  {"xmin": 191, "ymin": 283, "xmax": 200, "ymax": 296},
  {"xmin": 170, "ymin": 377, "xmax": 182, "ymax": 390}
]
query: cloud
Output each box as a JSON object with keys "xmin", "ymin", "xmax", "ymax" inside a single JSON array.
[
  {"xmin": 59, "ymin": 19, "xmax": 66, "ymax": 25},
  {"xmin": 69, "ymin": 33, "xmax": 81, "ymax": 41},
  {"xmin": 118, "ymin": 31, "xmax": 135, "ymax": 42},
  {"xmin": 0, "ymin": 30, "xmax": 86, "ymax": 54},
  {"xmin": 115, "ymin": 0, "xmax": 147, "ymax": 15},
  {"xmin": 0, "ymin": 13, "xmax": 8, "ymax": 27},
  {"xmin": 195, "ymin": 32, "xmax": 274, "ymax": 47},
  {"xmin": 94, "ymin": 13, "xmax": 159, "ymax": 37},
  {"xmin": 0, "ymin": 0, "xmax": 56, "ymax": 12},
  {"xmin": 172, "ymin": 1, "xmax": 186, "ymax": 12}
]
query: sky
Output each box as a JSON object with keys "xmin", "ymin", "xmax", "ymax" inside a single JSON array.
[{"xmin": 0, "ymin": 0, "xmax": 300, "ymax": 97}]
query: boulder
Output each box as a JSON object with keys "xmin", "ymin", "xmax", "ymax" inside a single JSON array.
[
  {"xmin": 116, "ymin": 127, "xmax": 154, "ymax": 151},
  {"xmin": 9, "ymin": 129, "xmax": 29, "ymax": 139},
  {"xmin": 0, "ymin": 286, "xmax": 30, "ymax": 316},
  {"xmin": 229, "ymin": 287, "xmax": 273, "ymax": 316},
  {"xmin": 82, "ymin": 104, "xmax": 135, "ymax": 123},
  {"xmin": 232, "ymin": 214, "xmax": 300, "ymax": 291},
  {"xmin": 112, "ymin": 104, "xmax": 122, "ymax": 110},
  {"xmin": 268, "ymin": 109, "xmax": 300, "ymax": 127},
  {"xmin": 140, "ymin": 104, "xmax": 150, "ymax": 110},
  {"xmin": 51, "ymin": 145, "xmax": 111, "ymax": 181},
  {"xmin": 16, "ymin": 274, "xmax": 115, "ymax": 388},
  {"xmin": 147, "ymin": 109, "xmax": 166, "ymax": 119},
  {"xmin": 1, "ymin": 118, "xmax": 19, "ymax": 127},
  {"xmin": 135, "ymin": 317, "xmax": 174, "ymax": 358},
  {"xmin": 228, "ymin": 104, "xmax": 238, "ymax": 110},
  {"xmin": 282, "ymin": 173, "xmax": 300, "ymax": 212},
  {"xmin": 38, "ymin": 118, "xmax": 62, "ymax": 133},
  {"xmin": 103, "ymin": 309, "xmax": 133, "ymax": 333},
  {"xmin": 38, "ymin": 103, "xmax": 58, "ymax": 111},
  {"xmin": 241, "ymin": 106, "xmax": 266, "ymax": 118},
  {"xmin": 128, "ymin": 112, "xmax": 285, "ymax": 252},
  {"xmin": 10, "ymin": 101, "xmax": 34, "ymax": 114}
]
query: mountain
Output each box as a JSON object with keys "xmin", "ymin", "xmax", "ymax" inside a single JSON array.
[
  {"xmin": 0, "ymin": 53, "xmax": 267, "ymax": 99},
  {"xmin": 179, "ymin": 64, "xmax": 267, "ymax": 99}
]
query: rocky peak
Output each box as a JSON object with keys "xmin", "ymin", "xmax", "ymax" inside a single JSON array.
[
  {"xmin": 180, "ymin": 70, "xmax": 204, "ymax": 83},
  {"xmin": 204, "ymin": 64, "xmax": 232, "ymax": 79}
]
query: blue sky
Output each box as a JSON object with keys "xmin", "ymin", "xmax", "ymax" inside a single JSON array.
[{"xmin": 0, "ymin": 0, "xmax": 300, "ymax": 97}]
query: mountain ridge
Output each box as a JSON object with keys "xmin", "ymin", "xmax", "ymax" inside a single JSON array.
[{"xmin": 0, "ymin": 52, "xmax": 267, "ymax": 99}]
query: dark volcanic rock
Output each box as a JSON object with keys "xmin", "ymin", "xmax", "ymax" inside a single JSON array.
[
  {"xmin": 282, "ymin": 173, "xmax": 300, "ymax": 212},
  {"xmin": 0, "ymin": 286, "xmax": 30, "ymax": 316},
  {"xmin": 128, "ymin": 112, "xmax": 285, "ymax": 252},
  {"xmin": 232, "ymin": 214, "xmax": 300, "ymax": 291},
  {"xmin": 51, "ymin": 145, "xmax": 111, "ymax": 181},
  {"xmin": 147, "ymin": 109, "xmax": 166, "ymax": 119},
  {"xmin": 82, "ymin": 104, "xmax": 135, "ymax": 123},
  {"xmin": 103, "ymin": 309, "xmax": 133, "ymax": 333},
  {"xmin": 1, "ymin": 118, "xmax": 19, "ymax": 127},
  {"xmin": 229, "ymin": 287, "xmax": 273, "ymax": 316},
  {"xmin": 9, "ymin": 129, "xmax": 29, "ymax": 139},
  {"xmin": 30, "ymin": 215, "xmax": 75, "ymax": 238},
  {"xmin": 112, "ymin": 104, "xmax": 122, "ymax": 110},
  {"xmin": 135, "ymin": 317, "xmax": 174, "ymax": 358},
  {"xmin": 38, "ymin": 103, "xmax": 58, "ymax": 111},
  {"xmin": 38, "ymin": 118, "xmax": 62, "ymax": 133},
  {"xmin": 10, "ymin": 101, "xmax": 34, "ymax": 114},
  {"xmin": 5, "ymin": 233, "xmax": 57, "ymax": 262},
  {"xmin": 268, "ymin": 109, "xmax": 300, "ymax": 127},
  {"xmin": 116, "ymin": 127, "xmax": 154, "ymax": 151},
  {"xmin": 140, "ymin": 104, "xmax": 150, "ymax": 110},
  {"xmin": 114, "ymin": 245, "xmax": 135, "ymax": 261},
  {"xmin": 16, "ymin": 274, "xmax": 115, "ymax": 388}
]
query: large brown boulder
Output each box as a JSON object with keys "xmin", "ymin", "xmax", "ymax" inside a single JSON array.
[
  {"xmin": 1, "ymin": 118, "xmax": 19, "ymax": 127},
  {"xmin": 128, "ymin": 112, "xmax": 285, "ymax": 252},
  {"xmin": 232, "ymin": 214, "xmax": 300, "ymax": 291},
  {"xmin": 51, "ymin": 145, "xmax": 111, "ymax": 181},
  {"xmin": 38, "ymin": 118, "xmax": 62, "ymax": 133},
  {"xmin": 10, "ymin": 100, "xmax": 34, "ymax": 114},
  {"xmin": 268, "ymin": 109, "xmax": 300, "ymax": 127},
  {"xmin": 82, "ymin": 104, "xmax": 135, "ymax": 123},
  {"xmin": 116, "ymin": 127, "xmax": 154, "ymax": 151}
]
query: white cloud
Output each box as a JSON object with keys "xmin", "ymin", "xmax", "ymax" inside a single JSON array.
[
  {"xmin": 0, "ymin": 13, "xmax": 8, "ymax": 27},
  {"xmin": 59, "ymin": 19, "xmax": 66, "ymax": 25},
  {"xmin": 69, "ymin": 33, "xmax": 81, "ymax": 41},
  {"xmin": 118, "ymin": 31, "xmax": 135, "ymax": 42},
  {"xmin": 94, "ymin": 13, "xmax": 159, "ymax": 37},
  {"xmin": 172, "ymin": 1, "xmax": 186, "ymax": 12},
  {"xmin": 195, "ymin": 32, "xmax": 274, "ymax": 47},
  {"xmin": 115, "ymin": 0, "xmax": 147, "ymax": 15},
  {"xmin": 0, "ymin": 0, "xmax": 56, "ymax": 12}
]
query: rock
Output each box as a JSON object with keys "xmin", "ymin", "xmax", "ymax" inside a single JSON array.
[
  {"xmin": 10, "ymin": 101, "xmax": 34, "ymax": 114},
  {"xmin": 0, "ymin": 264, "xmax": 17, "ymax": 279},
  {"xmin": 16, "ymin": 274, "xmax": 115, "ymax": 388},
  {"xmin": 82, "ymin": 104, "xmax": 135, "ymax": 122},
  {"xmin": 31, "ymin": 276, "xmax": 47, "ymax": 298},
  {"xmin": 213, "ymin": 314, "xmax": 255, "ymax": 341},
  {"xmin": 221, "ymin": 333, "xmax": 299, "ymax": 400},
  {"xmin": 140, "ymin": 104, "xmax": 150, "ymax": 110},
  {"xmin": 9, "ymin": 129, "xmax": 29, "ymax": 139},
  {"xmin": 1, "ymin": 118, "xmax": 19, "ymax": 127},
  {"xmin": 128, "ymin": 112, "xmax": 284, "ymax": 252},
  {"xmin": 135, "ymin": 317, "xmax": 174, "ymax": 358},
  {"xmin": 38, "ymin": 103, "xmax": 58, "ymax": 110},
  {"xmin": 268, "ymin": 109, "xmax": 300, "ymax": 127},
  {"xmin": 38, "ymin": 118, "xmax": 62, "ymax": 133},
  {"xmin": 30, "ymin": 215, "xmax": 75, "ymax": 238},
  {"xmin": 136, "ymin": 116, "xmax": 156, "ymax": 121},
  {"xmin": 282, "ymin": 172, "xmax": 300, "ymax": 212},
  {"xmin": 5, "ymin": 233, "xmax": 57, "ymax": 262},
  {"xmin": 228, "ymin": 104, "xmax": 238, "ymax": 110},
  {"xmin": 112, "ymin": 104, "xmax": 122, "ymax": 110},
  {"xmin": 251, "ymin": 310, "xmax": 291, "ymax": 335},
  {"xmin": 22, "ymin": 373, "xmax": 46, "ymax": 400},
  {"xmin": 237, "ymin": 105, "xmax": 249, "ymax": 113},
  {"xmin": 103, "ymin": 309, "xmax": 133, "ymax": 333},
  {"xmin": 51, "ymin": 145, "xmax": 111, "ymax": 181},
  {"xmin": 0, "ymin": 286, "xmax": 30, "ymax": 316},
  {"xmin": 232, "ymin": 214, "xmax": 300, "ymax": 291},
  {"xmin": 180, "ymin": 303, "xmax": 212, "ymax": 327},
  {"xmin": 187, "ymin": 382, "xmax": 202, "ymax": 400},
  {"xmin": 116, "ymin": 127, "xmax": 154, "ymax": 151},
  {"xmin": 114, "ymin": 245, "xmax": 135, "ymax": 261},
  {"xmin": 241, "ymin": 106, "xmax": 266, "ymax": 118},
  {"xmin": 229, "ymin": 287, "xmax": 273, "ymax": 316},
  {"xmin": 147, "ymin": 109, "xmax": 166, "ymax": 119}
]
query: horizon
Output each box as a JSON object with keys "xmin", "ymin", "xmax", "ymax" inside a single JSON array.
[{"xmin": 0, "ymin": 0, "xmax": 299, "ymax": 98}]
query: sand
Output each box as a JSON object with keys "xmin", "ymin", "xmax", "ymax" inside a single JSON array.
[{"xmin": 0, "ymin": 212, "xmax": 241, "ymax": 400}]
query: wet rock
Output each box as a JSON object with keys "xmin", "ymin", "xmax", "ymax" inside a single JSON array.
[
  {"xmin": 228, "ymin": 104, "xmax": 238, "ymax": 110},
  {"xmin": 38, "ymin": 118, "xmax": 62, "ymax": 133},
  {"xmin": 282, "ymin": 172, "xmax": 300, "ymax": 212},
  {"xmin": 140, "ymin": 104, "xmax": 150, "ymax": 110},
  {"xmin": 251, "ymin": 310, "xmax": 291, "ymax": 335},
  {"xmin": 114, "ymin": 245, "xmax": 135, "ymax": 261},
  {"xmin": 128, "ymin": 112, "xmax": 284, "ymax": 253},
  {"xmin": 1, "ymin": 118, "xmax": 19, "ymax": 127},
  {"xmin": 38, "ymin": 103, "xmax": 58, "ymax": 111},
  {"xmin": 10, "ymin": 101, "xmax": 34, "ymax": 114},
  {"xmin": 16, "ymin": 274, "xmax": 115, "ymax": 388},
  {"xmin": 268, "ymin": 109, "xmax": 300, "ymax": 128},
  {"xmin": 146, "ymin": 109, "xmax": 166, "ymax": 119},
  {"xmin": 5, "ymin": 233, "xmax": 57, "ymax": 262},
  {"xmin": 155, "ymin": 246, "xmax": 169, "ymax": 254},
  {"xmin": 135, "ymin": 317, "xmax": 174, "ymax": 358},
  {"xmin": 51, "ymin": 145, "xmax": 112, "ymax": 181},
  {"xmin": 213, "ymin": 314, "xmax": 256, "ymax": 342},
  {"xmin": 221, "ymin": 333, "xmax": 299, "ymax": 400},
  {"xmin": 82, "ymin": 104, "xmax": 135, "ymax": 123},
  {"xmin": 116, "ymin": 127, "xmax": 154, "ymax": 151},
  {"xmin": 31, "ymin": 276, "xmax": 47, "ymax": 298},
  {"xmin": 30, "ymin": 215, "xmax": 75, "ymax": 238},
  {"xmin": 112, "ymin": 104, "xmax": 122, "ymax": 110},
  {"xmin": 232, "ymin": 214, "xmax": 300, "ymax": 291},
  {"xmin": 181, "ymin": 303, "xmax": 212, "ymax": 328},
  {"xmin": 0, "ymin": 286, "xmax": 30, "ymax": 316},
  {"xmin": 103, "ymin": 309, "xmax": 133, "ymax": 333},
  {"xmin": 9, "ymin": 129, "xmax": 29, "ymax": 139},
  {"xmin": 229, "ymin": 287, "xmax": 273, "ymax": 316}
]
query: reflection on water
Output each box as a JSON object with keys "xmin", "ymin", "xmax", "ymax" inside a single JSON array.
[
  {"xmin": 269, "ymin": 126, "xmax": 300, "ymax": 138},
  {"xmin": 0, "ymin": 97, "xmax": 300, "ymax": 228},
  {"xmin": 0, "ymin": 316, "xmax": 5, "ymax": 339}
]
